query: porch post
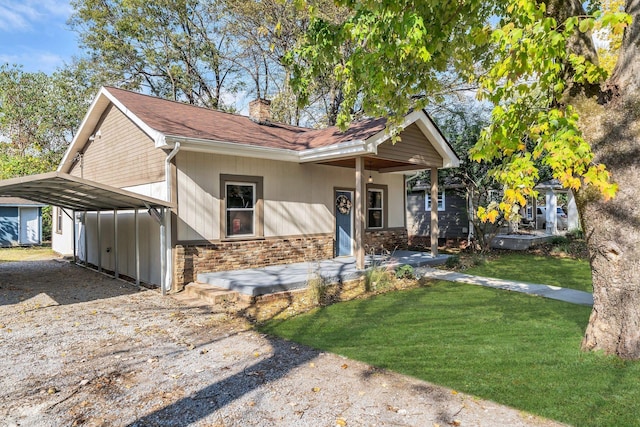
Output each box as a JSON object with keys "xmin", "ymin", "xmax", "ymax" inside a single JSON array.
[
  {"xmin": 567, "ymin": 190, "xmax": 579, "ymax": 231},
  {"xmin": 355, "ymin": 156, "xmax": 365, "ymax": 269},
  {"xmin": 430, "ymin": 168, "xmax": 439, "ymax": 257},
  {"xmin": 545, "ymin": 189, "xmax": 557, "ymax": 235}
]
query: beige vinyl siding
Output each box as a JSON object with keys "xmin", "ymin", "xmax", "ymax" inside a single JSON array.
[
  {"xmin": 176, "ymin": 152, "xmax": 406, "ymax": 241},
  {"xmin": 69, "ymin": 105, "xmax": 166, "ymax": 188},
  {"xmin": 376, "ymin": 123, "xmax": 443, "ymax": 167}
]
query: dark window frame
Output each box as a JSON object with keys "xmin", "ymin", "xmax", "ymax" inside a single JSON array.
[
  {"xmin": 366, "ymin": 183, "xmax": 388, "ymax": 230},
  {"xmin": 220, "ymin": 174, "xmax": 263, "ymax": 240}
]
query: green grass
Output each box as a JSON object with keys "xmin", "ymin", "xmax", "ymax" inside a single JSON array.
[
  {"xmin": 0, "ymin": 246, "xmax": 56, "ymax": 262},
  {"xmin": 464, "ymin": 253, "xmax": 593, "ymax": 292},
  {"xmin": 260, "ymin": 282, "xmax": 640, "ymax": 426}
]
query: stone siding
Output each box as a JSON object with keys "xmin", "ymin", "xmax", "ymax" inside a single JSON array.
[
  {"xmin": 364, "ymin": 228, "xmax": 408, "ymax": 254},
  {"xmin": 173, "ymin": 235, "xmax": 334, "ymax": 290}
]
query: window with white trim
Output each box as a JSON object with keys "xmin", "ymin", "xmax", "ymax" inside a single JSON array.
[
  {"xmin": 56, "ymin": 207, "xmax": 63, "ymax": 234},
  {"xmin": 425, "ymin": 190, "xmax": 445, "ymax": 211},
  {"xmin": 225, "ymin": 182, "xmax": 256, "ymax": 237},
  {"xmin": 367, "ymin": 188, "xmax": 384, "ymax": 229}
]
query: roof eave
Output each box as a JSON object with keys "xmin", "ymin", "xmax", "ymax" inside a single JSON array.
[
  {"xmin": 166, "ymin": 136, "xmax": 301, "ymax": 162},
  {"xmin": 298, "ymin": 140, "xmax": 371, "ymax": 163}
]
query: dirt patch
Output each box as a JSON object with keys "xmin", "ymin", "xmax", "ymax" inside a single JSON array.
[{"xmin": 1, "ymin": 259, "xmax": 566, "ymax": 426}]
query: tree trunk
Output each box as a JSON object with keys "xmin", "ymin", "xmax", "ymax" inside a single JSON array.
[{"xmin": 574, "ymin": 0, "xmax": 640, "ymax": 358}]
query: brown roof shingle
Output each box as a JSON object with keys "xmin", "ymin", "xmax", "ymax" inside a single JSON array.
[{"xmin": 106, "ymin": 87, "xmax": 386, "ymax": 151}]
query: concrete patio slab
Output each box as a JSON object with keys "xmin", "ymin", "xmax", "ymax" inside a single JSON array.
[{"xmin": 196, "ymin": 251, "xmax": 449, "ymax": 296}]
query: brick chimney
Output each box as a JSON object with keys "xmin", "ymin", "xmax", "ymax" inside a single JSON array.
[{"xmin": 249, "ymin": 98, "xmax": 271, "ymax": 123}]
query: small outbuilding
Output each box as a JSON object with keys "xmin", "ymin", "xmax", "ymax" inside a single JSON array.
[{"xmin": 0, "ymin": 197, "xmax": 45, "ymax": 247}]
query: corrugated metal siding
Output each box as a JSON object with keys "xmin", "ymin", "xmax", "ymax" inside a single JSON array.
[
  {"xmin": 176, "ymin": 151, "xmax": 406, "ymax": 241},
  {"xmin": 407, "ymin": 190, "xmax": 469, "ymax": 238},
  {"xmin": 376, "ymin": 123, "xmax": 443, "ymax": 167},
  {"xmin": 69, "ymin": 105, "xmax": 165, "ymax": 188}
]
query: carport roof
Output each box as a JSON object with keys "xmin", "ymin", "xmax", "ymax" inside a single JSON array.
[{"xmin": 0, "ymin": 172, "xmax": 174, "ymax": 211}]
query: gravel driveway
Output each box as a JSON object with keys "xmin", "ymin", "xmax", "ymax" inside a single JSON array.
[{"xmin": 0, "ymin": 259, "xmax": 565, "ymax": 427}]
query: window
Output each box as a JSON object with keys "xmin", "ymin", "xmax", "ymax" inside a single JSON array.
[
  {"xmin": 425, "ymin": 190, "xmax": 445, "ymax": 211},
  {"xmin": 221, "ymin": 174, "xmax": 263, "ymax": 239},
  {"xmin": 56, "ymin": 207, "xmax": 63, "ymax": 234},
  {"xmin": 226, "ymin": 182, "xmax": 256, "ymax": 237},
  {"xmin": 367, "ymin": 188, "xmax": 384, "ymax": 229}
]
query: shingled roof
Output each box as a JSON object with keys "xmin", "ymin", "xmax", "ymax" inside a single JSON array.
[{"xmin": 105, "ymin": 87, "xmax": 387, "ymax": 151}]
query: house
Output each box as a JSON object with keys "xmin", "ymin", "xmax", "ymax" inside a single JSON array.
[
  {"xmin": 0, "ymin": 197, "xmax": 45, "ymax": 247},
  {"xmin": 0, "ymin": 87, "xmax": 459, "ymax": 292},
  {"xmin": 406, "ymin": 181, "xmax": 470, "ymax": 244}
]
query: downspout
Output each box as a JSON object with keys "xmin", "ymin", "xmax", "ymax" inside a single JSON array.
[{"xmin": 164, "ymin": 142, "xmax": 181, "ymax": 295}]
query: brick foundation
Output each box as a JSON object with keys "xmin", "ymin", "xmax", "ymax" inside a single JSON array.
[
  {"xmin": 173, "ymin": 235, "xmax": 334, "ymax": 290},
  {"xmin": 364, "ymin": 228, "xmax": 408, "ymax": 254}
]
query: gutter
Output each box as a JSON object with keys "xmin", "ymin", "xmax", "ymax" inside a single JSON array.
[{"xmin": 163, "ymin": 142, "xmax": 181, "ymax": 295}]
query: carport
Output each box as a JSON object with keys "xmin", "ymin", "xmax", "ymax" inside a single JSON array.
[{"xmin": 0, "ymin": 172, "xmax": 174, "ymax": 293}]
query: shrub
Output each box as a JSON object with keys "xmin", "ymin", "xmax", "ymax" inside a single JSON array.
[
  {"xmin": 364, "ymin": 267, "xmax": 393, "ymax": 292},
  {"xmin": 307, "ymin": 272, "xmax": 330, "ymax": 305},
  {"xmin": 395, "ymin": 264, "xmax": 415, "ymax": 280},
  {"xmin": 444, "ymin": 255, "xmax": 460, "ymax": 269},
  {"xmin": 471, "ymin": 254, "xmax": 486, "ymax": 266},
  {"xmin": 566, "ymin": 228, "xmax": 584, "ymax": 240}
]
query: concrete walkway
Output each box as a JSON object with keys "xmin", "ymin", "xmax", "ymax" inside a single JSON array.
[{"xmin": 415, "ymin": 267, "xmax": 594, "ymax": 306}]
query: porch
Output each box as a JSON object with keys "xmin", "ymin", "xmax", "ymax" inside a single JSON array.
[{"xmin": 192, "ymin": 250, "xmax": 450, "ymax": 297}]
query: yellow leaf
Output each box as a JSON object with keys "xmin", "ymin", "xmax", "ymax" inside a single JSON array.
[
  {"xmin": 312, "ymin": 387, "xmax": 321, "ymax": 392},
  {"xmin": 336, "ymin": 418, "xmax": 347, "ymax": 426}
]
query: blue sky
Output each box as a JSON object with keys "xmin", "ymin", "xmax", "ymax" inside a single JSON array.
[{"xmin": 0, "ymin": 0, "xmax": 78, "ymax": 74}]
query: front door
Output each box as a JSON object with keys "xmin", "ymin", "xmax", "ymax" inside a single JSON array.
[{"xmin": 335, "ymin": 190, "xmax": 354, "ymax": 256}]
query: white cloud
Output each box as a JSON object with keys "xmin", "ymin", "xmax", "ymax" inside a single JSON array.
[
  {"xmin": 0, "ymin": 0, "xmax": 72, "ymax": 32},
  {"xmin": 0, "ymin": 51, "xmax": 64, "ymax": 73}
]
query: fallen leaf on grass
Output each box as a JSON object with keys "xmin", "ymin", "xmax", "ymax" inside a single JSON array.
[
  {"xmin": 336, "ymin": 418, "xmax": 347, "ymax": 426},
  {"xmin": 312, "ymin": 387, "xmax": 321, "ymax": 393}
]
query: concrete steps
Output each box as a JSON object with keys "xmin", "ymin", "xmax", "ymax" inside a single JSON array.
[{"xmin": 180, "ymin": 282, "xmax": 246, "ymax": 306}]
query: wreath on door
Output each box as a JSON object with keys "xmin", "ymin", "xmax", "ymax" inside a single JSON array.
[{"xmin": 336, "ymin": 194, "xmax": 352, "ymax": 215}]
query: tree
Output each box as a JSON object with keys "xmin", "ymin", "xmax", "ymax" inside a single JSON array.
[
  {"xmin": 224, "ymin": 0, "xmax": 352, "ymax": 126},
  {"xmin": 427, "ymin": 100, "xmax": 505, "ymax": 253},
  {"xmin": 69, "ymin": 0, "xmax": 241, "ymax": 109},
  {"xmin": 291, "ymin": 0, "xmax": 640, "ymax": 359},
  {"xmin": 0, "ymin": 64, "xmax": 92, "ymax": 173}
]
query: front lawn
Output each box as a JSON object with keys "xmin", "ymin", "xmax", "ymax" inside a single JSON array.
[
  {"xmin": 0, "ymin": 246, "xmax": 56, "ymax": 262},
  {"xmin": 260, "ymin": 282, "xmax": 640, "ymax": 426},
  {"xmin": 463, "ymin": 252, "xmax": 593, "ymax": 292}
]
